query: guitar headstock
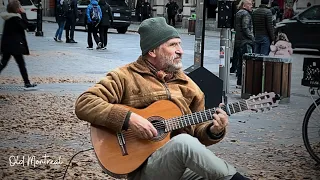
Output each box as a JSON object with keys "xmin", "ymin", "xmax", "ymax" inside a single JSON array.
[{"xmin": 245, "ymin": 92, "xmax": 280, "ymax": 112}]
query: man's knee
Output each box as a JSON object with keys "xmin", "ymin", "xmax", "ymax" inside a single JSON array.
[{"xmin": 170, "ymin": 134, "xmax": 204, "ymax": 150}]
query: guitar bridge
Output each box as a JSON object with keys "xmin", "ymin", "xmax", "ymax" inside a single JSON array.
[{"xmin": 117, "ymin": 132, "xmax": 128, "ymax": 156}]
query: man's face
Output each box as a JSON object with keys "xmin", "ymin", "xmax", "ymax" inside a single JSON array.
[
  {"xmin": 154, "ymin": 38, "xmax": 184, "ymax": 73},
  {"xmin": 243, "ymin": 0, "xmax": 253, "ymax": 11}
]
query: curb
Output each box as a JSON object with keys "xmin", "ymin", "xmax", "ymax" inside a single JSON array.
[{"xmin": 42, "ymin": 19, "xmax": 220, "ymax": 37}]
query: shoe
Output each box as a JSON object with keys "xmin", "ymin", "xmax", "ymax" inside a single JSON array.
[
  {"xmin": 96, "ymin": 42, "xmax": 102, "ymax": 49},
  {"xmin": 54, "ymin": 37, "xmax": 57, "ymax": 41},
  {"xmin": 24, "ymin": 83, "xmax": 37, "ymax": 90},
  {"xmin": 101, "ymin": 46, "xmax": 106, "ymax": 50},
  {"xmin": 236, "ymin": 85, "xmax": 242, "ymax": 89},
  {"xmin": 87, "ymin": 47, "xmax": 93, "ymax": 50},
  {"xmin": 69, "ymin": 39, "xmax": 77, "ymax": 43},
  {"xmin": 66, "ymin": 39, "xmax": 71, "ymax": 43}
]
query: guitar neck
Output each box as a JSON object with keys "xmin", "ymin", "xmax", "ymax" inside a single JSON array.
[{"xmin": 165, "ymin": 99, "xmax": 248, "ymax": 132}]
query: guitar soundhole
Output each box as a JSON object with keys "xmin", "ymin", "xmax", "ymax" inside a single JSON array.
[{"xmin": 149, "ymin": 116, "xmax": 167, "ymax": 141}]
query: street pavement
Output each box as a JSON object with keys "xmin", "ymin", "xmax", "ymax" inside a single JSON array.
[{"xmin": 1, "ymin": 20, "xmax": 320, "ymax": 179}]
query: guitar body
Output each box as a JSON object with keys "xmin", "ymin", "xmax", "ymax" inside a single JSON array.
[{"xmin": 90, "ymin": 100, "xmax": 182, "ymax": 177}]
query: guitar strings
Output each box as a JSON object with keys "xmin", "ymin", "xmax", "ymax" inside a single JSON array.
[
  {"xmin": 121, "ymin": 100, "xmax": 249, "ymax": 135},
  {"xmin": 120, "ymin": 101, "xmax": 250, "ymax": 140},
  {"xmin": 148, "ymin": 100, "xmax": 248, "ymax": 130},
  {"xmin": 128, "ymin": 100, "xmax": 249, "ymax": 131}
]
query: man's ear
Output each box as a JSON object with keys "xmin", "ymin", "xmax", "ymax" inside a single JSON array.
[{"xmin": 148, "ymin": 49, "xmax": 156, "ymax": 58}]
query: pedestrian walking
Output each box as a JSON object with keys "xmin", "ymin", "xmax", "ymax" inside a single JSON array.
[
  {"xmin": 252, "ymin": 0, "xmax": 275, "ymax": 55},
  {"xmin": 0, "ymin": 0, "xmax": 37, "ymax": 89},
  {"xmin": 86, "ymin": 0, "xmax": 102, "ymax": 50},
  {"xmin": 54, "ymin": 0, "xmax": 67, "ymax": 42},
  {"xmin": 65, "ymin": 0, "xmax": 78, "ymax": 43},
  {"xmin": 98, "ymin": 0, "xmax": 113, "ymax": 49}
]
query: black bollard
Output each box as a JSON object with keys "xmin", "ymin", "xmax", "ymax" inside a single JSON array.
[{"xmin": 35, "ymin": 0, "xmax": 43, "ymax": 36}]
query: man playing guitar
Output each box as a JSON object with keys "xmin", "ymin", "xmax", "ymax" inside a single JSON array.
[{"xmin": 75, "ymin": 17, "xmax": 249, "ymax": 180}]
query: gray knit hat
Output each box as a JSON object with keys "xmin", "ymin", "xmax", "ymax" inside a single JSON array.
[{"xmin": 138, "ymin": 17, "xmax": 180, "ymax": 55}]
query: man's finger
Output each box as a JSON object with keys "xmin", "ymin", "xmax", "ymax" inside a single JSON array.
[
  {"xmin": 216, "ymin": 108, "xmax": 227, "ymax": 115},
  {"xmin": 213, "ymin": 114, "xmax": 221, "ymax": 124},
  {"xmin": 218, "ymin": 113, "xmax": 227, "ymax": 126},
  {"xmin": 150, "ymin": 126, "xmax": 158, "ymax": 137},
  {"xmin": 145, "ymin": 129, "xmax": 153, "ymax": 139}
]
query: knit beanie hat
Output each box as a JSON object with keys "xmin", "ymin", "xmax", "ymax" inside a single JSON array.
[{"xmin": 138, "ymin": 17, "xmax": 180, "ymax": 55}]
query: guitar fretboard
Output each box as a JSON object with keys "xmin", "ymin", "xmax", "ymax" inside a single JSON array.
[{"xmin": 164, "ymin": 99, "xmax": 248, "ymax": 132}]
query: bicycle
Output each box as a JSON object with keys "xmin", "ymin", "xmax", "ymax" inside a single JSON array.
[{"xmin": 301, "ymin": 57, "xmax": 320, "ymax": 164}]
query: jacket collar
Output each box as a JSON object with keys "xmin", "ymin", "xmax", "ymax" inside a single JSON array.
[{"xmin": 129, "ymin": 56, "xmax": 189, "ymax": 83}]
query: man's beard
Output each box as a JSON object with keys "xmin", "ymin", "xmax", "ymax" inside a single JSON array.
[{"xmin": 160, "ymin": 52, "xmax": 183, "ymax": 73}]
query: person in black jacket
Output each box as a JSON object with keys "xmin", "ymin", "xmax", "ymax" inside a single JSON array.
[
  {"xmin": 141, "ymin": 0, "xmax": 152, "ymax": 21},
  {"xmin": 98, "ymin": 0, "xmax": 113, "ymax": 49},
  {"xmin": 165, "ymin": 0, "xmax": 179, "ymax": 27},
  {"xmin": 65, "ymin": 0, "xmax": 78, "ymax": 43},
  {"xmin": 0, "ymin": 0, "xmax": 37, "ymax": 89}
]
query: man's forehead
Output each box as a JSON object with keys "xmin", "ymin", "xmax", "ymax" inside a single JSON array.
[{"xmin": 165, "ymin": 38, "xmax": 181, "ymax": 44}]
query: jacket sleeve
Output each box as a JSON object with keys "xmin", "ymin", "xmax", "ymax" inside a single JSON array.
[
  {"xmin": 242, "ymin": 14, "xmax": 255, "ymax": 42},
  {"xmin": 86, "ymin": 5, "xmax": 92, "ymax": 23},
  {"xmin": 73, "ymin": 0, "xmax": 78, "ymax": 18},
  {"xmin": 19, "ymin": 13, "xmax": 29, "ymax": 30},
  {"xmin": 75, "ymin": 71, "xmax": 129, "ymax": 132},
  {"xmin": 266, "ymin": 11, "xmax": 275, "ymax": 42},
  {"xmin": 98, "ymin": 6, "xmax": 102, "ymax": 22},
  {"xmin": 108, "ymin": 6, "xmax": 113, "ymax": 22}
]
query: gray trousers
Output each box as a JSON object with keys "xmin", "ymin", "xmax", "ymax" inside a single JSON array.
[{"xmin": 129, "ymin": 134, "xmax": 237, "ymax": 180}]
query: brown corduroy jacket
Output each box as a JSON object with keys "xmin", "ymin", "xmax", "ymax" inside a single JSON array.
[{"xmin": 75, "ymin": 56, "xmax": 225, "ymax": 146}]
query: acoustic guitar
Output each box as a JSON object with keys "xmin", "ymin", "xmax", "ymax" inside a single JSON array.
[{"xmin": 91, "ymin": 92, "xmax": 279, "ymax": 178}]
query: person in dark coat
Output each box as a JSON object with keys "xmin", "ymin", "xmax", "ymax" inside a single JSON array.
[
  {"xmin": 141, "ymin": 0, "xmax": 152, "ymax": 21},
  {"xmin": 135, "ymin": 0, "xmax": 142, "ymax": 22},
  {"xmin": 98, "ymin": 0, "xmax": 113, "ymax": 49},
  {"xmin": 54, "ymin": 0, "xmax": 67, "ymax": 42},
  {"xmin": 65, "ymin": 0, "xmax": 78, "ymax": 43},
  {"xmin": 0, "ymin": 0, "xmax": 36, "ymax": 89},
  {"xmin": 165, "ymin": 0, "xmax": 179, "ymax": 27}
]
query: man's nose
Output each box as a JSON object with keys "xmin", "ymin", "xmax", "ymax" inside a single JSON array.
[{"xmin": 176, "ymin": 45, "xmax": 184, "ymax": 55}]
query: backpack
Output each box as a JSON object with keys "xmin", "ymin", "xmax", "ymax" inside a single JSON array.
[{"xmin": 90, "ymin": 5, "xmax": 101, "ymax": 22}]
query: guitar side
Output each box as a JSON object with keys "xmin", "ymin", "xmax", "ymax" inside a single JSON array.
[{"xmin": 90, "ymin": 100, "xmax": 183, "ymax": 177}]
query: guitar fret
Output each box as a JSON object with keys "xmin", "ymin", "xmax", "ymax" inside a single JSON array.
[
  {"xmin": 209, "ymin": 109, "xmax": 213, "ymax": 120},
  {"xmin": 237, "ymin": 101, "xmax": 241, "ymax": 112},
  {"xmin": 231, "ymin": 103, "xmax": 235, "ymax": 114},
  {"xmin": 204, "ymin": 110, "xmax": 208, "ymax": 121},
  {"xmin": 196, "ymin": 112, "xmax": 200, "ymax": 123}
]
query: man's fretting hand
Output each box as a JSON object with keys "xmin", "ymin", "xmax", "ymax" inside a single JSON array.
[
  {"xmin": 209, "ymin": 105, "xmax": 229, "ymax": 135},
  {"xmin": 128, "ymin": 113, "xmax": 158, "ymax": 139}
]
